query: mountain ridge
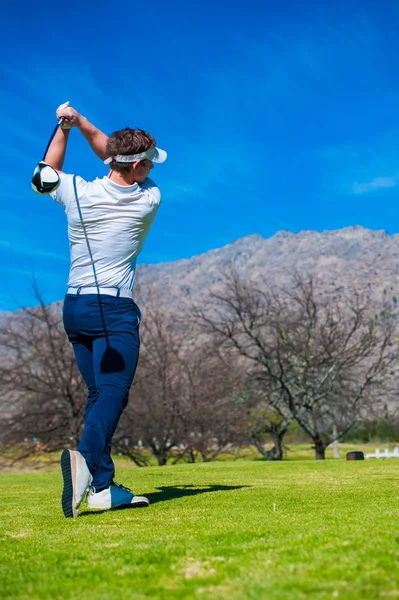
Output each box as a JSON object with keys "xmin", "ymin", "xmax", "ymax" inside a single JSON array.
[
  {"xmin": 1, "ymin": 225, "xmax": 399, "ymax": 319},
  {"xmin": 134, "ymin": 225, "xmax": 399, "ymax": 306}
]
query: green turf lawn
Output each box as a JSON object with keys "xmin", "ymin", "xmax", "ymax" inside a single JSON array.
[{"xmin": 1, "ymin": 460, "xmax": 398, "ymax": 600}]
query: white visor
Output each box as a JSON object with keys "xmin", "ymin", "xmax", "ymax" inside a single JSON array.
[{"xmin": 104, "ymin": 145, "xmax": 167, "ymax": 165}]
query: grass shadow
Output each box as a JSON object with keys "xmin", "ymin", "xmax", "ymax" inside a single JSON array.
[
  {"xmin": 79, "ymin": 484, "xmax": 249, "ymax": 517},
  {"xmin": 146, "ymin": 484, "xmax": 248, "ymax": 504}
]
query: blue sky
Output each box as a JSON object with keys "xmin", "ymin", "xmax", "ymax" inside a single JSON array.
[{"xmin": 1, "ymin": 0, "xmax": 399, "ymax": 310}]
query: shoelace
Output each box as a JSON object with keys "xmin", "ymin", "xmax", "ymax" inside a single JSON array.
[
  {"xmin": 90, "ymin": 482, "xmax": 133, "ymax": 495},
  {"xmin": 112, "ymin": 482, "xmax": 132, "ymax": 494}
]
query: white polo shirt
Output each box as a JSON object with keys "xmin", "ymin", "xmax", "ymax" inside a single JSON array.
[{"xmin": 51, "ymin": 174, "xmax": 161, "ymax": 290}]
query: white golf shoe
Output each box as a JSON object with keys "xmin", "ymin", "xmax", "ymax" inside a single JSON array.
[
  {"xmin": 88, "ymin": 482, "xmax": 149, "ymax": 510},
  {"xmin": 61, "ymin": 449, "xmax": 93, "ymax": 518}
]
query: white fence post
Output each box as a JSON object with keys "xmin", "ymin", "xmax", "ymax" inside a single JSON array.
[{"xmin": 365, "ymin": 446, "xmax": 399, "ymax": 459}]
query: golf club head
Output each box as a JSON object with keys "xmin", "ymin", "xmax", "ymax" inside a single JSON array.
[{"xmin": 31, "ymin": 161, "xmax": 60, "ymax": 195}]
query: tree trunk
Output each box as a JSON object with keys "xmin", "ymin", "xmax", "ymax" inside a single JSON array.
[
  {"xmin": 252, "ymin": 435, "xmax": 281, "ymax": 461},
  {"xmin": 155, "ymin": 450, "xmax": 167, "ymax": 465},
  {"xmin": 200, "ymin": 452, "xmax": 211, "ymax": 462},
  {"xmin": 314, "ymin": 439, "xmax": 326, "ymax": 460},
  {"xmin": 333, "ymin": 424, "xmax": 340, "ymax": 458},
  {"xmin": 270, "ymin": 430, "xmax": 284, "ymax": 460}
]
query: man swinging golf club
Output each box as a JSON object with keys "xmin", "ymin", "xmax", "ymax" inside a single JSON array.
[{"xmin": 42, "ymin": 102, "xmax": 167, "ymax": 517}]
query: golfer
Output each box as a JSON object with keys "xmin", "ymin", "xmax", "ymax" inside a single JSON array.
[{"xmin": 44, "ymin": 102, "xmax": 167, "ymax": 518}]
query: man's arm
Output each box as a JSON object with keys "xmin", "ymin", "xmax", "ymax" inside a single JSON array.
[
  {"xmin": 56, "ymin": 103, "xmax": 109, "ymax": 160},
  {"xmin": 44, "ymin": 127, "xmax": 71, "ymax": 172},
  {"xmin": 77, "ymin": 116, "xmax": 109, "ymax": 160}
]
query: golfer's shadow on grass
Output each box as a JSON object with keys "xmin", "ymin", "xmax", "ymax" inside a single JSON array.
[
  {"xmin": 146, "ymin": 484, "xmax": 248, "ymax": 504},
  {"xmin": 79, "ymin": 485, "xmax": 248, "ymax": 517}
]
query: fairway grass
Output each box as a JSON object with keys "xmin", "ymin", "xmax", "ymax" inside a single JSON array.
[{"xmin": 1, "ymin": 460, "xmax": 398, "ymax": 600}]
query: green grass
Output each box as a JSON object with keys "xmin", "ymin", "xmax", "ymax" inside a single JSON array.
[{"xmin": 1, "ymin": 460, "xmax": 399, "ymax": 600}]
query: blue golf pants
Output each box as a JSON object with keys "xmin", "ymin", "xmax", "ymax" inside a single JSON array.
[{"xmin": 63, "ymin": 293, "xmax": 141, "ymax": 491}]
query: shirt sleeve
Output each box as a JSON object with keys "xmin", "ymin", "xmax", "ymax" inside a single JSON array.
[
  {"xmin": 50, "ymin": 173, "xmax": 87, "ymax": 209},
  {"xmin": 49, "ymin": 173, "xmax": 74, "ymax": 208},
  {"xmin": 142, "ymin": 178, "xmax": 161, "ymax": 206}
]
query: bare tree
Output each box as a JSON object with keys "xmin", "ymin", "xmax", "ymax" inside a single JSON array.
[
  {"xmin": 242, "ymin": 381, "xmax": 292, "ymax": 460},
  {"xmin": 177, "ymin": 344, "xmax": 245, "ymax": 462},
  {"xmin": 195, "ymin": 267, "xmax": 398, "ymax": 459},
  {"xmin": 0, "ymin": 288, "xmax": 85, "ymax": 456},
  {"xmin": 120, "ymin": 295, "xmax": 186, "ymax": 466},
  {"xmin": 117, "ymin": 292, "xmax": 247, "ymax": 465}
]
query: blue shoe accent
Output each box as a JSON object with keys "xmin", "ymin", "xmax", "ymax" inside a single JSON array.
[
  {"xmin": 88, "ymin": 482, "xmax": 149, "ymax": 510},
  {"xmin": 110, "ymin": 483, "xmax": 134, "ymax": 508}
]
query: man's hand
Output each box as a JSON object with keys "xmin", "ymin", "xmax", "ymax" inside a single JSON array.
[
  {"xmin": 54, "ymin": 103, "xmax": 109, "ymax": 160},
  {"xmin": 56, "ymin": 101, "xmax": 82, "ymax": 129}
]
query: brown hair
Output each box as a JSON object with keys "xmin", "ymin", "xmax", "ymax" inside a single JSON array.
[{"xmin": 106, "ymin": 128, "xmax": 156, "ymax": 174}]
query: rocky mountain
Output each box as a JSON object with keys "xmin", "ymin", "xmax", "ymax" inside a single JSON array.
[
  {"xmin": 1, "ymin": 226, "xmax": 399, "ymax": 323},
  {"xmin": 136, "ymin": 225, "xmax": 399, "ymax": 307}
]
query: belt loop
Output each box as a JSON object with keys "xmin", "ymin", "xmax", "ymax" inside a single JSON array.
[
  {"xmin": 116, "ymin": 288, "xmax": 121, "ymax": 298},
  {"xmin": 77, "ymin": 286, "xmax": 82, "ymax": 296}
]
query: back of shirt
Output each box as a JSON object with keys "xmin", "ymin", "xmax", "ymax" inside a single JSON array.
[{"xmin": 51, "ymin": 174, "xmax": 161, "ymax": 290}]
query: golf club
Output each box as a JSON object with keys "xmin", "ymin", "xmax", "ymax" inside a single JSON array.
[
  {"xmin": 31, "ymin": 118, "xmax": 65, "ymax": 195},
  {"xmin": 31, "ymin": 114, "xmax": 125, "ymax": 373}
]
